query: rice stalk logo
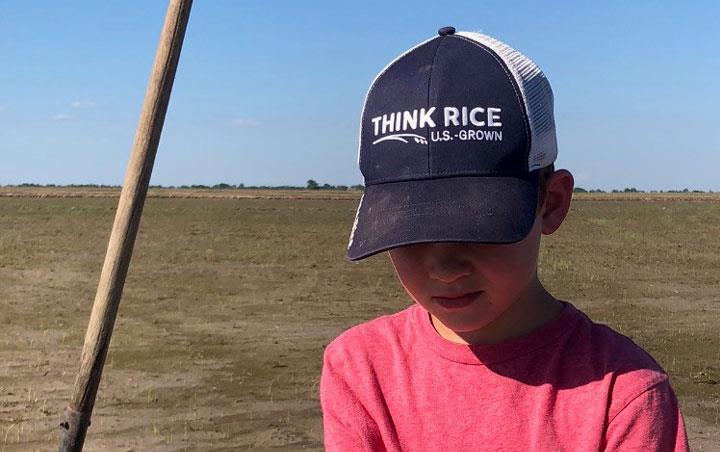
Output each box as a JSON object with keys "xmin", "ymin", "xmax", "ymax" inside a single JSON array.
[{"xmin": 372, "ymin": 134, "xmax": 427, "ymax": 145}]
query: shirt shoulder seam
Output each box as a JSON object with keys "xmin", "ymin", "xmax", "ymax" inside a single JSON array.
[{"xmin": 607, "ymin": 377, "xmax": 669, "ymax": 425}]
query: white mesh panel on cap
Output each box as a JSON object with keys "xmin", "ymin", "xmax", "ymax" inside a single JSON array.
[{"xmin": 457, "ymin": 31, "xmax": 558, "ymax": 170}]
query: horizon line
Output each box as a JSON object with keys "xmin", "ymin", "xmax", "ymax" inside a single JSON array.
[{"xmin": 0, "ymin": 183, "xmax": 715, "ymax": 194}]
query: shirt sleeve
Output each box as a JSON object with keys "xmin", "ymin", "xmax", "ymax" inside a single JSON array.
[
  {"xmin": 604, "ymin": 379, "xmax": 690, "ymax": 451},
  {"xmin": 319, "ymin": 345, "xmax": 386, "ymax": 452}
]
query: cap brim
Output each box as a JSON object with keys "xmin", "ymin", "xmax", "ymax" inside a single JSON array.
[{"xmin": 347, "ymin": 174, "xmax": 539, "ymax": 261}]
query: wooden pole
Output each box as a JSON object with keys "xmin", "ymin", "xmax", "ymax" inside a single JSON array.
[{"xmin": 58, "ymin": 1, "xmax": 193, "ymax": 450}]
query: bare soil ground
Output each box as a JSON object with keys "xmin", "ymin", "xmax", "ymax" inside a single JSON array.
[{"xmin": 0, "ymin": 189, "xmax": 718, "ymax": 450}]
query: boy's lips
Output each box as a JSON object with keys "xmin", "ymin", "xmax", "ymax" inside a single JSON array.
[{"xmin": 431, "ymin": 290, "xmax": 483, "ymax": 309}]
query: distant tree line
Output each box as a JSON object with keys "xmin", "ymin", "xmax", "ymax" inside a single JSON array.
[
  {"xmin": 7, "ymin": 183, "xmax": 122, "ymax": 188},
  {"xmin": 1, "ymin": 181, "xmax": 366, "ymax": 191},
  {"xmin": 573, "ymin": 187, "xmax": 711, "ymax": 194},
  {"xmin": 1, "ymin": 183, "xmax": 712, "ymax": 193},
  {"xmin": 304, "ymin": 179, "xmax": 364, "ymax": 191}
]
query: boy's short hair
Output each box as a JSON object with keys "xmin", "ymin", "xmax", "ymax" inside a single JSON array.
[{"xmin": 347, "ymin": 28, "xmax": 559, "ymax": 261}]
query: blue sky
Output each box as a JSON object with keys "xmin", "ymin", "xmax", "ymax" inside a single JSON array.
[{"xmin": 1, "ymin": 1, "xmax": 718, "ymax": 190}]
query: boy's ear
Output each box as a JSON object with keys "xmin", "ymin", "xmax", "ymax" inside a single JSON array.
[{"xmin": 540, "ymin": 169, "xmax": 574, "ymax": 235}]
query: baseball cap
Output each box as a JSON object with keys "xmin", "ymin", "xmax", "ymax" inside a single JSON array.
[{"xmin": 347, "ymin": 27, "xmax": 558, "ymax": 261}]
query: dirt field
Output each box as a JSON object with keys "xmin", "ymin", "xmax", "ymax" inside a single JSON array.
[{"xmin": 0, "ymin": 189, "xmax": 718, "ymax": 450}]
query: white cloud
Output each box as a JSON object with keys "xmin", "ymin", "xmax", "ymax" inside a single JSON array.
[
  {"xmin": 52, "ymin": 113, "xmax": 76, "ymax": 121},
  {"xmin": 231, "ymin": 118, "xmax": 260, "ymax": 128},
  {"xmin": 0, "ymin": 106, "xmax": 5, "ymax": 112},
  {"xmin": 71, "ymin": 100, "xmax": 95, "ymax": 108}
]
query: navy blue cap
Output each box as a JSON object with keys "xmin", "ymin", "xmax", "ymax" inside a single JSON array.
[{"xmin": 347, "ymin": 30, "xmax": 558, "ymax": 260}]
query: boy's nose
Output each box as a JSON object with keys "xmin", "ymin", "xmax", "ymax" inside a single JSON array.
[{"xmin": 426, "ymin": 245, "xmax": 473, "ymax": 283}]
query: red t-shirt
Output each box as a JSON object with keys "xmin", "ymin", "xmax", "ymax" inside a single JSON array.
[{"xmin": 320, "ymin": 302, "xmax": 689, "ymax": 451}]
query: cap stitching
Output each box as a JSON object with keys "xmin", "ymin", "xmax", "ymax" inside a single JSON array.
[
  {"xmin": 357, "ymin": 36, "xmax": 440, "ymax": 176},
  {"xmin": 450, "ymin": 35, "xmax": 532, "ymax": 165},
  {"xmin": 366, "ymin": 169, "xmax": 539, "ymax": 185},
  {"xmin": 426, "ymin": 38, "xmax": 446, "ymax": 176}
]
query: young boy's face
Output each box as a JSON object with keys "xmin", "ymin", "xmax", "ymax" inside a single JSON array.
[
  {"xmin": 388, "ymin": 170, "xmax": 573, "ymax": 344},
  {"xmin": 388, "ymin": 218, "xmax": 542, "ymax": 343}
]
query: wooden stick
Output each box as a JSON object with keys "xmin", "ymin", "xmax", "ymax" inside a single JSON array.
[{"xmin": 58, "ymin": 1, "xmax": 193, "ymax": 450}]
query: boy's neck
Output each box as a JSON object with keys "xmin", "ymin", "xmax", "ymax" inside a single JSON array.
[{"xmin": 430, "ymin": 278, "xmax": 564, "ymax": 345}]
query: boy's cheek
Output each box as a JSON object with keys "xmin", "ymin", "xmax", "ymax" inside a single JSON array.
[
  {"xmin": 472, "ymin": 250, "xmax": 539, "ymax": 296},
  {"xmin": 389, "ymin": 259, "xmax": 428, "ymax": 300}
]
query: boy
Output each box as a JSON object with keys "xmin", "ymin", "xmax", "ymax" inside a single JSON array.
[{"xmin": 320, "ymin": 27, "xmax": 689, "ymax": 451}]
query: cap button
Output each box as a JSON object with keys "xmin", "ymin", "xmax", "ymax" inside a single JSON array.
[{"xmin": 438, "ymin": 26, "xmax": 456, "ymax": 36}]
